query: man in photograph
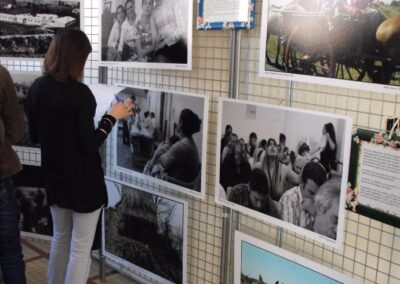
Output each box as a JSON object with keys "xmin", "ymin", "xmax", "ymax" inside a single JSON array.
[
  {"xmin": 279, "ymin": 160, "xmax": 327, "ymax": 230},
  {"xmin": 228, "ymin": 169, "xmax": 281, "ymax": 218}
]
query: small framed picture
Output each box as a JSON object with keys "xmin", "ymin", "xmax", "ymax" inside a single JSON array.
[{"xmin": 197, "ymin": 0, "xmax": 255, "ymax": 30}]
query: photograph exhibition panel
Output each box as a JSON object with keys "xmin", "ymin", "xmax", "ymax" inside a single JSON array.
[
  {"xmin": 103, "ymin": 177, "xmax": 188, "ymax": 284},
  {"xmin": 100, "ymin": 0, "xmax": 192, "ymax": 70},
  {"xmin": 13, "ymin": 165, "xmax": 52, "ymax": 240},
  {"xmin": 346, "ymin": 128, "xmax": 400, "ymax": 228},
  {"xmin": 10, "ymin": 71, "xmax": 41, "ymax": 155},
  {"xmin": 197, "ymin": 0, "xmax": 255, "ymax": 30},
  {"xmin": 112, "ymin": 84, "xmax": 209, "ymax": 199},
  {"xmin": 259, "ymin": 0, "xmax": 400, "ymax": 94},
  {"xmin": 215, "ymin": 98, "xmax": 352, "ymax": 248},
  {"xmin": 0, "ymin": 0, "xmax": 83, "ymax": 59},
  {"xmin": 235, "ymin": 231, "xmax": 359, "ymax": 284}
]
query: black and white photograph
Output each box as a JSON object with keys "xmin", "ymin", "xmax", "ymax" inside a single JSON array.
[
  {"xmin": 0, "ymin": 0, "xmax": 82, "ymax": 59},
  {"xmin": 216, "ymin": 98, "xmax": 352, "ymax": 247},
  {"xmin": 113, "ymin": 85, "xmax": 208, "ymax": 199},
  {"xmin": 13, "ymin": 165, "xmax": 52, "ymax": 239},
  {"xmin": 103, "ymin": 178, "xmax": 187, "ymax": 284},
  {"xmin": 259, "ymin": 0, "xmax": 400, "ymax": 94},
  {"xmin": 10, "ymin": 71, "xmax": 41, "ymax": 149},
  {"xmin": 234, "ymin": 231, "xmax": 359, "ymax": 284},
  {"xmin": 100, "ymin": 0, "xmax": 192, "ymax": 70}
]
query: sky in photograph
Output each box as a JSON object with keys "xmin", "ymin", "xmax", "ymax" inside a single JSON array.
[{"xmin": 241, "ymin": 242, "xmax": 342, "ymax": 284}]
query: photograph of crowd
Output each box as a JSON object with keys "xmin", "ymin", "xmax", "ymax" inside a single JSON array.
[
  {"xmin": 100, "ymin": 0, "xmax": 192, "ymax": 69},
  {"xmin": 113, "ymin": 85, "xmax": 208, "ymax": 198},
  {"xmin": 235, "ymin": 231, "xmax": 357, "ymax": 284},
  {"xmin": 13, "ymin": 165, "xmax": 52, "ymax": 239},
  {"xmin": 103, "ymin": 178, "xmax": 187, "ymax": 284},
  {"xmin": 216, "ymin": 98, "xmax": 352, "ymax": 246},
  {"xmin": 259, "ymin": 0, "xmax": 400, "ymax": 93},
  {"xmin": 0, "ymin": 0, "xmax": 81, "ymax": 58},
  {"xmin": 10, "ymin": 71, "xmax": 41, "ymax": 148}
]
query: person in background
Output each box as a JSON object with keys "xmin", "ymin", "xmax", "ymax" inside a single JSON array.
[
  {"xmin": 298, "ymin": 142, "xmax": 311, "ymax": 161},
  {"xmin": 107, "ymin": 5, "xmax": 126, "ymax": 60},
  {"xmin": 279, "ymin": 161, "xmax": 327, "ymax": 230},
  {"xmin": 0, "ymin": 64, "xmax": 26, "ymax": 284},
  {"xmin": 252, "ymin": 139, "xmax": 267, "ymax": 166},
  {"xmin": 118, "ymin": 0, "xmax": 139, "ymax": 61},
  {"xmin": 313, "ymin": 123, "xmax": 337, "ymax": 174},
  {"xmin": 122, "ymin": 95, "xmax": 136, "ymax": 145},
  {"xmin": 26, "ymin": 29, "xmax": 133, "ymax": 284},
  {"xmin": 277, "ymin": 133, "xmax": 290, "ymax": 165},
  {"xmin": 220, "ymin": 124, "xmax": 232, "ymax": 156},
  {"xmin": 221, "ymin": 132, "xmax": 238, "ymax": 164},
  {"xmin": 246, "ymin": 132, "xmax": 258, "ymax": 158},
  {"xmin": 228, "ymin": 168, "xmax": 280, "ymax": 218},
  {"xmin": 136, "ymin": 0, "xmax": 158, "ymax": 62},
  {"xmin": 313, "ymin": 177, "xmax": 341, "ymax": 239}
]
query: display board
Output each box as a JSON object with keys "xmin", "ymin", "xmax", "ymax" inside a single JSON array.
[
  {"xmin": 103, "ymin": 177, "xmax": 188, "ymax": 284},
  {"xmin": 259, "ymin": 0, "xmax": 400, "ymax": 94},
  {"xmin": 197, "ymin": 0, "xmax": 255, "ymax": 30},
  {"xmin": 346, "ymin": 128, "xmax": 400, "ymax": 228},
  {"xmin": 112, "ymin": 84, "xmax": 209, "ymax": 199},
  {"xmin": 13, "ymin": 165, "xmax": 52, "ymax": 240},
  {"xmin": 0, "ymin": 0, "xmax": 83, "ymax": 60},
  {"xmin": 234, "ymin": 231, "xmax": 359, "ymax": 284},
  {"xmin": 216, "ymin": 98, "xmax": 352, "ymax": 248},
  {"xmin": 99, "ymin": 0, "xmax": 192, "ymax": 70}
]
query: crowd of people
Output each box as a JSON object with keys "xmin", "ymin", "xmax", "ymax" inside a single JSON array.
[
  {"xmin": 0, "ymin": 35, "xmax": 53, "ymax": 58},
  {"xmin": 220, "ymin": 123, "xmax": 341, "ymax": 239},
  {"xmin": 104, "ymin": 0, "xmax": 187, "ymax": 63}
]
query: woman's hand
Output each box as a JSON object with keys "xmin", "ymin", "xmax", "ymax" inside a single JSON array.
[{"xmin": 108, "ymin": 102, "xmax": 134, "ymax": 120}]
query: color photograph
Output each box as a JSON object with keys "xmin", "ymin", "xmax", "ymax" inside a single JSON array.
[
  {"xmin": 103, "ymin": 178, "xmax": 187, "ymax": 284},
  {"xmin": 216, "ymin": 98, "xmax": 352, "ymax": 247},
  {"xmin": 0, "ymin": 0, "xmax": 82, "ymax": 59},
  {"xmin": 100, "ymin": 0, "xmax": 192, "ymax": 70},
  {"xmin": 113, "ymin": 85, "xmax": 208, "ymax": 199},
  {"xmin": 10, "ymin": 71, "xmax": 41, "ymax": 149},
  {"xmin": 13, "ymin": 165, "xmax": 52, "ymax": 239},
  {"xmin": 235, "ymin": 231, "xmax": 359, "ymax": 284},
  {"xmin": 259, "ymin": 0, "xmax": 400, "ymax": 94}
]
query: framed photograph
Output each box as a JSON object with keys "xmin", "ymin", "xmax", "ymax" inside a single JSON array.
[
  {"xmin": 99, "ymin": 0, "xmax": 192, "ymax": 70},
  {"xmin": 259, "ymin": 0, "xmax": 400, "ymax": 94},
  {"xmin": 346, "ymin": 128, "xmax": 400, "ymax": 228},
  {"xmin": 113, "ymin": 84, "xmax": 209, "ymax": 199},
  {"xmin": 235, "ymin": 231, "xmax": 359, "ymax": 284},
  {"xmin": 13, "ymin": 165, "xmax": 52, "ymax": 240},
  {"xmin": 10, "ymin": 71, "xmax": 41, "ymax": 155},
  {"xmin": 0, "ymin": 0, "xmax": 83, "ymax": 60},
  {"xmin": 103, "ymin": 177, "xmax": 188, "ymax": 284},
  {"xmin": 197, "ymin": 0, "xmax": 255, "ymax": 30},
  {"xmin": 216, "ymin": 98, "xmax": 352, "ymax": 248}
]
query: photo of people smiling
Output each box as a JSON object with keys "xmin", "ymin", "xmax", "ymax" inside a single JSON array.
[
  {"xmin": 216, "ymin": 98, "xmax": 352, "ymax": 247},
  {"xmin": 101, "ymin": 0, "xmax": 191, "ymax": 69}
]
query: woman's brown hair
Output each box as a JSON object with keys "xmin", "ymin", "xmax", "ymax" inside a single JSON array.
[{"xmin": 43, "ymin": 29, "xmax": 92, "ymax": 82}]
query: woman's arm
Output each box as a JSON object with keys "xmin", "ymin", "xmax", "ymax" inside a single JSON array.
[{"xmin": 108, "ymin": 21, "xmax": 119, "ymax": 48}]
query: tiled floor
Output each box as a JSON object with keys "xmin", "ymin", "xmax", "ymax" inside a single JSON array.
[{"xmin": 22, "ymin": 237, "xmax": 138, "ymax": 284}]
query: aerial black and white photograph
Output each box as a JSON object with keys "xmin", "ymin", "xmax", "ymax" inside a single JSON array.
[
  {"xmin": 113, "ymin": 85, "xmax": 208, "ymax": 199},
  {"xmin": 13, "ymin": 165, "xmax": 52, "ymax": 239},
  {"xmin": 216, "ymin": 98, "xmax": 352, "ymax": 248},
  {"xmin": 100, "ymin": 0, "xmax": 192, "ymax": 69},
  {"xmin": 103, "ymin": 178, "xmax": 187, "ymax": 284},
  {"xmin": 10, "ymin": 71, "xmax": 41, "ymax": 148},
  {"xmin": 0, "ymin": 0, "xmax": 81, "ymax": 59}
]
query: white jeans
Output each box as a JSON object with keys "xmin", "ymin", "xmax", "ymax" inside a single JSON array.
[{"xmin": 47, "ymin": 205, "xmax": 102, "ymax": 284}]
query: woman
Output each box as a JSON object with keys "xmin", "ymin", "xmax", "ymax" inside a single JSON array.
[
  {"xmin": 319, "ymin": 122, "xmax": 337, "ymax": 173},
  {"xmin": 152, "ymin": 109, "xmax": 201, "ymax": 185},
  {"xmin": 254, "ymin": 138, "xmax": 300, "ymax": 201},
  {"xmin": 26, "ymin": 29, "xmax": 133, "ymax": 284},
  {"xmin": 117, "ymin": 0, "xmax": 139, "ymax": 61},
  {"xmin": 136, "ymin": 0, "xmax": 158, "ymax": 62},
  {"xmin": 152, "ymin": 0, "xmax": 187, "ymax": 63},
  {"xmin": 107, "ymin": 5, "xmax": 126, "ymax": 60}
]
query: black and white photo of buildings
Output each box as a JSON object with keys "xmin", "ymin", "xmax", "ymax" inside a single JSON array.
[
  {"xmin": 0, "ymin": 0, "xmax": 81, "ymax": 58},
  {"xmin": 113, "ymin": 85, "xmax": 208, "ymax": 198},
  {"xmin": 216, "ymin": 98, "xmax": 352, "ymax": 248},
  {"xmin": 100, "ymin": 0, "xmax": 192, "ymax": 69},
  {"xmin": 103, "ymin": 178, "xmax": 187, "ymax": 284},
  {"xmin": 13, "ymin": 165, "xmax": 52, "ymax": 238}
]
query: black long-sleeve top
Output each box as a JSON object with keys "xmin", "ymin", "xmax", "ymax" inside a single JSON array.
[{"xmin": 27, "ymin": 75, "xmax": 115, "ymax": 213}]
